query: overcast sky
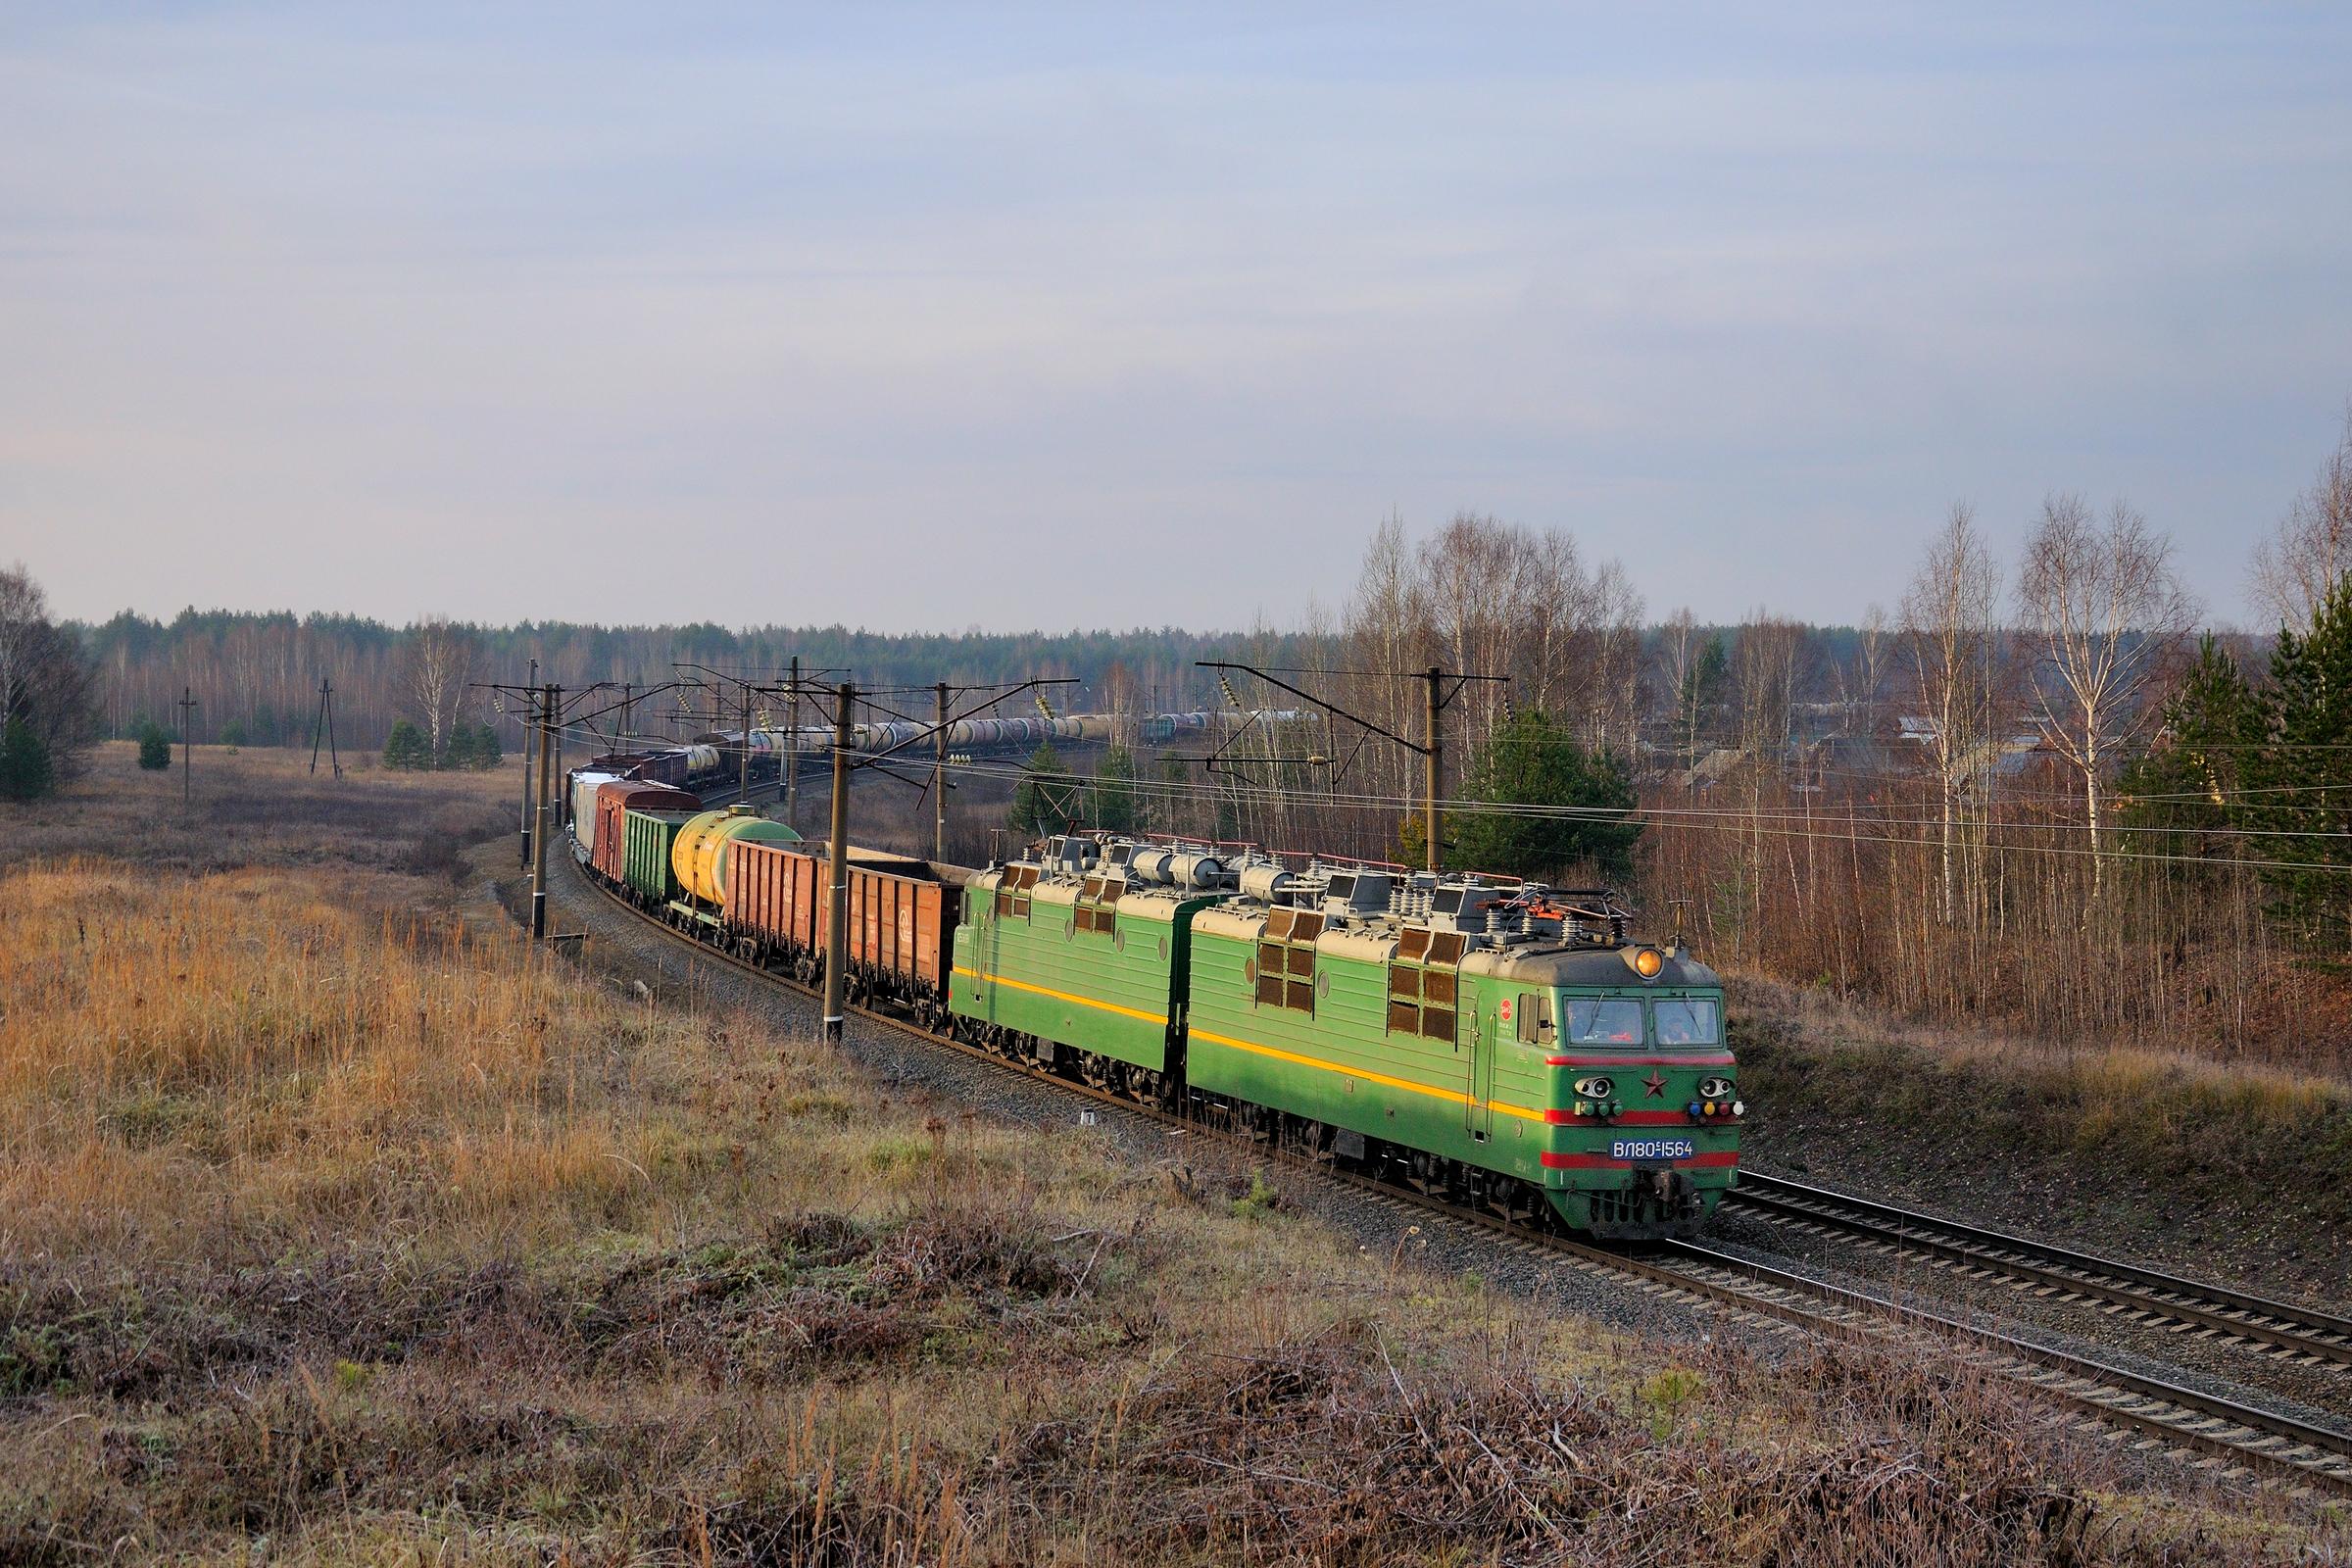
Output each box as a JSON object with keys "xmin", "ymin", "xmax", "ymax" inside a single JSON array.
[{"xmin": 3, "ymin": 5, "xmax": 2347, "ymax": 633}]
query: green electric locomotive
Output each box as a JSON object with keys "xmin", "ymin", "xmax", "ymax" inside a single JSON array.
[{"xmin": 951, "ymin": 835, "xmax": 1737, "ymax": 1240}]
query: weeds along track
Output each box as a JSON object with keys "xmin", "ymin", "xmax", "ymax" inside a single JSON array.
[
  {"xmin": 1726, "ymin": 1173, "xmax": 2352, "ymax": 1372},
  {"xmin": 568, "ymin": 860, "xmax": 2352, "ymax": 1500}
]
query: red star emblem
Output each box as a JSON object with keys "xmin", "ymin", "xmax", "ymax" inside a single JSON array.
[{"xmin": 1642, "ymin": 1070, "xmax": 1667, "ymax": 1098}]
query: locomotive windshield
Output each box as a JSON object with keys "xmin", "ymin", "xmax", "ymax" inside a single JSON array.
[
  {"xmin": 1560, "ymin": 995, "xmax": 1724, "ymax": 1047},
  {"xmin": 1653, "ymin": 997, "xmax": 1722, "ymax": 1046},
  {"xmin": 1566, "ymin": 998, "xmax": 1643, "ymax": 1044}
]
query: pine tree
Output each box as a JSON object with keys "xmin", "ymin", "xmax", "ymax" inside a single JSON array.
[
  {"xmin": 1451, "ymin": 709, "xmax": 1641, "ymax": 882},
  {"xmin": 1679, "ymin": 634, "xmax": 1729, "ymax": 762},
  {"xmin": 1006, "ymin": 741, "xmax": 1076, "ymax": 838},
  {"xmin": 1093, "ymin": 742, "xmax": 1141, "ymax": 833},
  {"xmin": 469, "ymin": 722, "xmax": 503, "ymax": 771},
  {"xmin": 2246, "ymin": 576, "xmax": 2352, "ymax": 946},
  {"xmin": 0, "ymin": 718, "xmax": 54, "ymax": 800},
  {"xmin": 383, "ymin": 720, "xmax": 429, "ymax": 771},
  {"xmin": 136, "ymin": 722, "xmax": 172, "ymax": 771},
  {"xmin": 2117, "ymin": 635, "xmax": 2262, "ymax": 862}
]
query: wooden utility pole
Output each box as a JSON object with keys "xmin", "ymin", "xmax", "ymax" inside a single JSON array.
[
  {"xmin": 738, "ymin": 679, "xmax": 753, "ymax": 802},
  {"xmin": 934, "ymin": 679, "xmax": 950, "ymax": 862},
  {"xmin": 821, "ymin": 681, "xmax": 855, "ymax": 1044},
  {"xmin": 518, "ymin": 659, "xmax": 538, "ymax": 868},
  {"xmin": 531, "ymin": 684, "xmax": 557, "ymax": 940},
  {"xmin": 784, "ymin": 656, "xmax": 801, "ymax": 831},
  {"xmin": 175, "ymin": 687, "xmax": 198, "ymax": 811},
  {"xmin": 308, "ymin": 678, "xmax": 342, "ymax": 777},
  {"xmin": 550, "ymin": 680, "xmax": 564, "ymax": 831}
]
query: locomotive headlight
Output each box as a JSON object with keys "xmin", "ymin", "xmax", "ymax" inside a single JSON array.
[
  {"xmin": 1574, "ymin": 1076, "xmax": 1614, "ymax": 1101},
  {"xmin": 1626, "ymin": 947, "xmax": 1664, "ymax": 979},
  {"xmin": 1697, "ymin": 1077, "xmax": 1735, "ymax": 1102}
]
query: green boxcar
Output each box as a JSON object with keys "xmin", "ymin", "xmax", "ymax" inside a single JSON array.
[
  {"xmin": 949, "ymin": 856, "xmax": 1222, "ymax": 1075},
  {"xmin": 623, "ymin": 808, "xmax": 697, "ymax": 904}
]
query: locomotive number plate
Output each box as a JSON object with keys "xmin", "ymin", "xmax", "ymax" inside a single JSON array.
[{"xmin": 1610, "ymin": 1137, "xmax": 1695, "ymax": 1161}]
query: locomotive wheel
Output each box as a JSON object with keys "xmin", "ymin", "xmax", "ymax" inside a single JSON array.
[{"xmin": 1406, "ymin": 1152, "xmax": 1441, "ymax": 1195}]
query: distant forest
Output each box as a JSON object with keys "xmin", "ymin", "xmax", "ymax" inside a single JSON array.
[{"xmin": 74, "ymin": 613, "xmax": 1325, "ymax": 753}]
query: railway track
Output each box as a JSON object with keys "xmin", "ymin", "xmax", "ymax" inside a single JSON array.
[
  {"xmin": 1726, "ymin": 1172, "xmax": 2352, "ymax": 1373},
  {"xmin": 562, "ymin": 855, "xmax": 2352, "ymax": 1498},
  {"xmin": 1323, "ymin": 1172, "xmax": 2352, "ymax": 1497}
]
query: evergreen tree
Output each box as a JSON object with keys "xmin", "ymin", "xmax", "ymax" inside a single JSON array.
[
  {"xmin": 1006, "ymin": 741, "xmax": 1077, "ymax": 838},
  {"xmin": 2246, "ymin": 576, "xmax": 2352, "ymax": 946},
  {"xmin": 383, "ymin": 719, "xmax": 429, "ymax": 771},
  {"xmin": 1093, "ymin": 742, "xmax": 1141, "ymax": 833},
  {"xmin": 136, "ymin": 722, "xmax": 172, "ymax": 771},
  {"xmin": 2117, "ymin": 635, "xmax": 2263, "ymax": 861},
  {"xmin": 468, "ymin": 721, "xmax": 503, "ymax": 771},
  {"xmin": 1451, "ymin": 709, "xmax": 1641, "ymax": 882},
  {"xmin": 217, "ymin": 719, "xmax": 247, "ymax": 750},
  {"xmin": 0, "ymin": 718, "xmax": 54, "ymax": 800},
  {"xmin": 439, "ymin": 724, "xmax": 478, "ymax": 770},
  {"xmin": 1679, "ymin": 634, "xmax": 1729, "ymax": 761}
]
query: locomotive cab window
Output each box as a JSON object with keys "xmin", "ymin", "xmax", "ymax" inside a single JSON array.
[
  {"xmin": 1653, "ymin": 997, "xmax": 1720, "ymax": 1046},
  {"xmin": 1566, "ymin": 997, "xmax": 1644, "ymax": 1045}
]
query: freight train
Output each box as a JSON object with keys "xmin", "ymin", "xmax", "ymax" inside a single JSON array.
[{"xmin": 564, "ymin": 774, "xmax": 1740, "ymax": 1241}]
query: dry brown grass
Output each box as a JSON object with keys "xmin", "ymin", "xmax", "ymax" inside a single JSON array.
[
  {"xmin": 0, "ymin": 757, "xmax": 2341, "ymax": 1562},
  {"xmin": 1, "ymin": 740, "xmax": 519, "ymax": 879}
]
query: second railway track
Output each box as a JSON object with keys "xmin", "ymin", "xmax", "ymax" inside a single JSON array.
[
  {"xmin": 558, "ymin": 851, "xmax": 2352, "ymax": 1500},
  {"xmin": 1725, "ymin": 1172, "xmax": 2352, "ymax": 1373}
]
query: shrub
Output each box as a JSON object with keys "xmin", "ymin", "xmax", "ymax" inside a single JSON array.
[
  {"xmin": 382, "ymin": 720, "xmax": 429, "ymax": 771},
  {"xmin": 136, "ymin": 723, "xmax": 172, "ymax": 771},
  {"xmin": 0, "ymin": 717, "xmax": 54, "ymax": 800}
]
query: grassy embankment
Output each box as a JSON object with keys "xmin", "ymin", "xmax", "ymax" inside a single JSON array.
[
  {"xmin": 0, "ymin": 749, "xmax": 2341, "ymax": 1562},
  {"xmin": 1729, "ymin": 975, "xmax": 2352, "ymax": 1293}
]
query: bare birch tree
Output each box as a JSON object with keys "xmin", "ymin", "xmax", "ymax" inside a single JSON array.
[
  {"xmin": 2248, "ymin": 408, "xmax": 2352, "ymax": 634},
  {"xmin": 1901, "ymin": 507, "xmax": 2000, "ymax": 925},
  {"xmin": 399, "ymin": 618, "xmax": 479, "ymax": 764},
  {"xmin": 1848, "ymin": 602, "xmax": 1888, "ymax": 735},
  {"xmin": 2017, "ymin": 496, "xmax": 2198, "ymax": 896}
]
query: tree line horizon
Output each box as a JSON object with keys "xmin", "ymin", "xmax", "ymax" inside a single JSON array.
[{"xmin": 7, "ymin": 407, "xmax": 2350, "ymax": 1067}]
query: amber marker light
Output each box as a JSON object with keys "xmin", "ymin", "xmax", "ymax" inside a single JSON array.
[{"xmin": 1625, "ymin": 946, "xmax": 1664, "ymax": 979}]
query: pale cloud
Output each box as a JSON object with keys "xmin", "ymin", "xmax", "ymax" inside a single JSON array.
[{"xmin": 2, "ymin": 4, "xmax": 2348, "ymax": 630}]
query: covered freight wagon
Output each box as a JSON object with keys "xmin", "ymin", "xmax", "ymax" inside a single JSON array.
[
  {"xmin": 622, "ymin": 801, "xmax": 702, "ymax": 906},
  {"xmin": 569, "ymin": 770, "xmax": 619, "ymax": 855},
  {"xmin": 593, "ymin": 780, "xmax": 701, "ymax": 885}
]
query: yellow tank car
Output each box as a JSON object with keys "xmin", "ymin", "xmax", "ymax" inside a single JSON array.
[{"xmin": 671, "ymin": 805, "xmax": 801, "ymax": 907}]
